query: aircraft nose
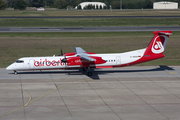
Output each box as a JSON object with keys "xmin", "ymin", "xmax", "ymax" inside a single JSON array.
[{"xmin": 6, "ymin": 64, "xmax": 14, "ymax": 70}]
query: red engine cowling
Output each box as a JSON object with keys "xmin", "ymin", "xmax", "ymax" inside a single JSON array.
[
  {"xmin": 66, "ymin": 56, "xmax": 106, "ymax": 67},
  {"xmin": 63, "ymin": 52, "xmax": 76, "ymax": 56}
]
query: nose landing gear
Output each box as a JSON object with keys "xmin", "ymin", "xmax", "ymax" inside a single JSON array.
[{"xmin": 14, "ymin": 70, "xmax": 17, "ymax": 75}]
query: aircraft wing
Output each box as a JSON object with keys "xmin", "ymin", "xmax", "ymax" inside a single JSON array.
[
  {"xmin": 80, "ymin": 54, "xmax": 96, "ymax": 61},
  {"xmin": 75, "ymin": 47, "xmax": 86, "ymax": 53},
  {"xmin": 75, "ymin": 47, "xmax": 95, "ymax": 61}
]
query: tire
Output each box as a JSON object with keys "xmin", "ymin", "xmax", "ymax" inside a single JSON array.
[
  {"xmin": 14, "ymin": 71, "xmax": 17, "ymax": 75},
  {"xmin": 87, "ymin": 72, "xmax": 92, "ymax": 76}
]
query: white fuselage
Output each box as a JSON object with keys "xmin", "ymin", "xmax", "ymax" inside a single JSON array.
[{"xmin": 6, "ymin": 48, "xmax": 146, "ymax": 71}]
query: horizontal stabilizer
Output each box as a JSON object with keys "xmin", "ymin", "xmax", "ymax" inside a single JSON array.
[{"xmin": 153, "ymin": 31, "xmax": 172, "ymax": 35}]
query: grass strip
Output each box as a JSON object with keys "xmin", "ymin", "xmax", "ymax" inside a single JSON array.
[
  {"xmin": 0, "ymin": 18, "xmax": 180, "ymax": 27},
  {"xmin": 1, "ymin": 9, "xmax": 180, "ymax": 16}
]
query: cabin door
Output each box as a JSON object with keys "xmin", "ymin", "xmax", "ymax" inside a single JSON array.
[
  {"xmin": 29, "ymin": 59, "xmax": 34, "ymax": 69},
  {"xmin": 116, "ymin": 56, "xmax": 121, "ymax": 65}
]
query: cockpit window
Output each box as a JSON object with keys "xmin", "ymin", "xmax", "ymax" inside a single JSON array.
[{"xmin": 16, "ymin": 60, "xmax": 24, "ymax": 63}]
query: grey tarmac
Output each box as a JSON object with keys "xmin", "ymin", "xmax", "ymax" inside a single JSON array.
[
  {"xmin": 0, "ymin": 66, "xmax": 180, "ymax": 120},
  {"xmin": 1, "ymin": 16, "xmax": 180, "ymax": 19},
  {"xmin": 0, "ymin": 26, "xmax": 180, "ymax": 33}
]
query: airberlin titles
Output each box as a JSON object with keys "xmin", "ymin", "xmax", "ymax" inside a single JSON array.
[{"xmin": 34, "ymin": 58, "xmax": 64, "ymax": 67}]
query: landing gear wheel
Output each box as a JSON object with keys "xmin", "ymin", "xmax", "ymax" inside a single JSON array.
[
  {"xmin": 14, "ymin": 70, "xmax": 17, "ymax": 75},
  {"xmin": 87, "ymin": 72, "xmax": 92, "ymax": 76}
]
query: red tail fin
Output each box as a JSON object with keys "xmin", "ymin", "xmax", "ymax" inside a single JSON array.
[
  {"xmin": 144, "ymin": 31, "xmax": 172, "ymax": 56},
  {"xmin": 119, "ymin": 31, "xmax": 172, "ymax": 66}
]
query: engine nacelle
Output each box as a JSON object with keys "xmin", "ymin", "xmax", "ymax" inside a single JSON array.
[
  {"xmin": 66, "ymin": 56, "xmax": 106, "ymax": 67},
  {"xmin": 63, "ymin": 52, "xmax": 76, "ymax": 56}
]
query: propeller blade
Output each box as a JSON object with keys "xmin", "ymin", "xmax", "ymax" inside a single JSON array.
[
  {"xmin": 61, "ymin": 49, "xmax": 63, "ymax": 56},
  {"xmin": 61, "ymin": 58, "xmax": 67, "ymax": 63},
  {"xmin": 61, "ymin": 52, "xmax": 68, "ymax": 66},
  {"xmin": 61, "ymin": 51, "xmax": 68, "ymax": 67},
  {"xmin": 59, "ymin": 49, "xmax": 63, "ymax": 56}
]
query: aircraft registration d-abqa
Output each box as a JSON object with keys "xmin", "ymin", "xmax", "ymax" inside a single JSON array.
[{"xmin": 6, "ymin": 31, "xmax": 172, "ymax": 76}]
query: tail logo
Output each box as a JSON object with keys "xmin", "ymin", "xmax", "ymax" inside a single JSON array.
[{"xmin": 151, "ymin": 35, "xmax": 166, "ymax": 54}]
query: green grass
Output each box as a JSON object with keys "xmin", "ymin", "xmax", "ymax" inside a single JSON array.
[
  {"xmin": 0, "ymin": 31, "xmax": 180, "ymax": 37},
  {"xmin": 0, "ymin": 18, "xmax": 180, "ymax": 27},
  {"xmin": 1, "ymin": 32, "xmax": 180, "ymax": 67},
  {"xmin": 1, "ymin": 9, "xmax": 180, "ymax": 16},
  {"xmin": 0, "ymin": 31, "xmax": 155, "ymax": 37}
]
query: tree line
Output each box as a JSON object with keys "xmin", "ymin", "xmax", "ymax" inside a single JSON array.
[{"xmin": 0, "ymin": 0, "xmax": 180, "ymax": 10}]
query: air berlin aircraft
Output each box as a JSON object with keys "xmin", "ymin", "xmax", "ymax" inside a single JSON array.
[{"xmin": 6, "ymin": 31, "xmax": 172, "ymax": 76}]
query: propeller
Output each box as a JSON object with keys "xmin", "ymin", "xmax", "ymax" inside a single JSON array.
[
  {"xmin": 58, "ymin": 49, "xmax": 63, "ymax": 56},
  {"xmin": 61, "ymin": 56, "xmax": 67, "ymax": 63},
  {"xmin": 58, "ymin": 49, "xmax": 68, "ymax": 66},
  {"xmin": 61, "ymin": 54, "xmax": 68, "ymax": 66}
]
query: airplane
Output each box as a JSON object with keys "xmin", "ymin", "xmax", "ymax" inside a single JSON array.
[{"xmin": 6, "ymin": 31, "xmax": 172, "ymax": 76}]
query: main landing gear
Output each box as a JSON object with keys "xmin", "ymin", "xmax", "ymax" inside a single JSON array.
[
  {"xmin": 14, "ymin": 70, "xmax": 17, "ymax": 75},
  {"xmin": 87, "ymin": 72, "xmax": 92, "ymax": 76},
  {"xmin": 84, "ymin": 67, "xmax": 93, "ymax": 76}
]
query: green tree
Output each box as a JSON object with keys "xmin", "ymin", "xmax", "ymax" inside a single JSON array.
[
  {"xmin": 45, "ymin": 0, "xmax": 54, "ymax": 7},
  {"xmin": 29, "ymin": 0, "xmax": 44, "ymax": 7},
  {"xmin": 144, "ymin": 0, "xmax": 153, "ymax": 9},
  {"xmin": 112, "ymin": 1, "xmax": 120, "ymax": 9},
  {"xmin": 121, "ymin": 0, "xmax": 153, "ymax": 9},
  {"xmin": 7, "ymin": 0, "xmax": 14, "ymax": 7},
  {"xmin": 54, "ymin": 0, "xmax": 67, "ymax": 9},
  {"xmin": 67, "ymin": 0, "xmax": 77, "ymax": 8},
  {"xmin": 75, "ymin": 0, "xmax": 82, "ymax": 8},
  {"xmin": 0, "ymin": 0, "xmax": 6, "ymax": 10},
  {"xmin": 14, "ymin": 0, "xmax": 27, "ymax": 10}
]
